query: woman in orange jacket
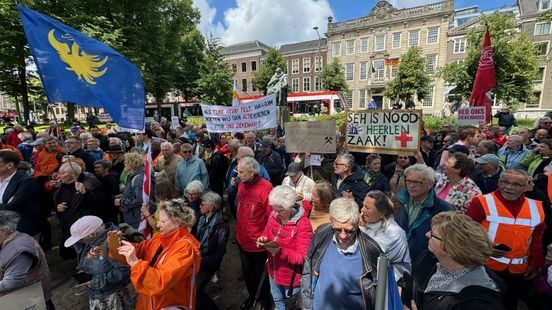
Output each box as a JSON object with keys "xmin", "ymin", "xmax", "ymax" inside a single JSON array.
[{"xmin": 116, "ymin": 199, "xmax": 201, "ymax": 310}]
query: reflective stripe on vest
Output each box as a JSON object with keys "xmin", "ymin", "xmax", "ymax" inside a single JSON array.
[{"xmin": 484, "ymin": 194, "xmax": 542, "ymax": 242}]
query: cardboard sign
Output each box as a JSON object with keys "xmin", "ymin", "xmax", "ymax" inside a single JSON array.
[
  {"xmin": 457, "ymin": 106, "xmax": 486, "ymax": 126},
  {"xmin": 171, "ymin": 116, "xmax": 180, "ymax": 129},
  {"xmin": 304, "ymin": 154, "xmax": 323, "ymax": 167},
  {"xmin": 284, "ymin": 120, "xmax": 336, "ymax": 154},
  {"xmin": 346, "ymin": 110, "xmax": 422, "ymax": 154},
  {"xmin": 201, "ymin": 94, "xmax": 277, "ymax": 132},
  {"xmin": 0, "ymin": 282, "xmax": 46, "ymax": 309}
]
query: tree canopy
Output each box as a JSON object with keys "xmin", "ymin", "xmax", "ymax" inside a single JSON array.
[
  {"xmin": 437, "ymin": 12, "xmax": 539, "ymax": 108},
  {"xmin": 252, "ymin": 48, "xmax": 287, "ymax": 94},
  {"xmin": 195, "ymin": 35, "xmax": 234, "ymax": 105},
  {"xmin": 320, "ymin": 58, "xmax": 349, "ymax": 93},
  {"xmin": 383, "ymin": 46, "xmax": 432, "ymax": 102}
]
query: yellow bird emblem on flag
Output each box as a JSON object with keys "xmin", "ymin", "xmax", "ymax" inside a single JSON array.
[{"xmin": 47, "ymin": 29, "xmax": 108, "ymax": 84}]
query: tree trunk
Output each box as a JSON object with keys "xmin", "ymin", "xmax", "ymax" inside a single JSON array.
[
  {"xmin": 67, "ymin": 102, "xmax": 75, "ymax": 123},
  {"xmin": 13, "ymin": 95, "xmax": 21, "ymax": 122},
  {"xmin": 17, "ymin": 61, "xmax": 30, "ymax": 124}
]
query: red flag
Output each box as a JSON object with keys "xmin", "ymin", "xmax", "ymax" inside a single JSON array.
[
  {"xmin": 138, "ymin": 147, "xmax": 153, "ymax": 239},
  {"xmin": 469, "ymin": 28, "xmax": 496, "ymax": 123}
]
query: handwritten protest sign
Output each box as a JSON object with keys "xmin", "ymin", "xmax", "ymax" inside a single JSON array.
[
  {"xmin": 457, "ymin": 106, "xmax": 486, "ymax": 126},
  {"xmin": 171, "ymin": 116, "xmax": 180, "ymax": 129},
  {"xmin": 201, "ymin": 94, "xmax": 276, "ymax": 132},
  {"xmin": 304, "ymin": 154, "xmax": 323, "ymax": 167},
  {"xmin": 347, "ymin": 110, "xmax": 422, "ymax": 154},
  {"xmin": 284, "ymin": 120, "xmax": 336, "ymax": 154}
]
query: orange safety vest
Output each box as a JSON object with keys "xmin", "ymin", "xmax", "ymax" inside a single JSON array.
[{"xmin": 479, "ymin": 193, "xmax": 544, "ymax": 274}]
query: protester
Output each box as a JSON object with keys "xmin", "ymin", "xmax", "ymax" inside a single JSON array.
[
  {"xmin": 0, "ymin": 211, "xmax": 54, "ymax": 309},
  {"xmin": 402, "ymin": 211, "xmax": 505, "ymax": 310},
  {"xmin": 332, "ymin": 153, "xmax": 369, "ymax": 207},
  {"xmin": 360, "ymin": 190, "xmax": 411, "ymax": 281},
  {"xmin": 174, "ymin": 143, "xmax": 209, "ymax": 195},
  {"xmin": 255, "ymin": 137, "xmax": 285, "ymax": 186},
  {"xmin": 384, "ymin": 154, "xmax": 411, "ymax": 194},
  {"xmin": 363, "ymin": 154, "xmax": 389, "ymax": 192},
  {"xmin": 94, "ymin": 160, "xmax": 120, "ymax": 223},
  {"xmin": 235, "ymin": 157, "xmax": 273, "ymax": 310},
  {"xmin": 435, "ymin": 153, "xmax": 481, "ymax": 211},
  {"xmin": 184, "ymin": 180, "xmax": 205, "ymax": 234},
  {"xmin": 523, "ymin": 139, "xmax": 552, "ymax": 176},
  {"xmin": 395, "ymin": 164, "xmax": 454, "ymax": 260},
  {"xmin": 301, "ymin": 198, "xmax": 382, "ymax": 309},
  {"xmin": 472, "ymin": 154, "xmax": 503, "ymax": 194},
  {"xmin": 115, "ymin": 199, "xmax": 201, "ymax": 310},
  {"xmin": 494, "ymin": 105, "xmax": 517, "ymax": 134},
  {"xmin": 476, "ymin": 139, "xmax": 499, "ymax": 157},
  {"xmin": 257, "ymin": 185, "xmax": 313, "ymax": 310},
  {"xmin": 115, "ymin": 152, "xmax": 144, "ymax": 229},
  {"xmin": 303, "ymin": 180, "xmax": 335, "ymax": 231},
  {"xmin": 65, "ymin": 216, "xmax": 133, "ymax": 309},
  {"xmin": 154, "ymin": 142, "xmax": 182, "ymax": 186},
  {"xmin": 498, "ymin": 135, "xmax": 530, "ymax": 169},
  {"xmin": 420, "ymin": 135, "xmax": 437, "ymax": 168},
  {"xmin": 65, "ymin": 136, "xmax": 96, "ymax": 173},
  {"xmin": 195, "ymin": 192, "xmax": 229, "ymax": 309},
  {"xmin": 281, "ymin": 162, "xmax": 315, "ymax": 201},
  {"xmin": 466, "ymin": 169, "xmax": 545, "ymax": 310},
  {"xmin": 203, "ymin": 139, "xmax": 228, "ymax": 197}
]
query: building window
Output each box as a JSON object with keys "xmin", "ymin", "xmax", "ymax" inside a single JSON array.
[
  {"xmin": 241, "ymin": 62, "xmax": 247, "ymax": 72},
  {"xmin": 422, "ymin": 85, "xmax": 435, "ymax": 107},
  {"xmin": 345, "ymin": 63, "xmax": 354, "ymax": 81},
  {"xmin": 426, "ymin": 54, "xmax": 438, "ymax": 75},
  {"xmin": 332, "ymin": 42, "xmax": 341, "ymax": 57},
  {"xmin": 359, "ymin": 62, "xmax": 368, "ymax": 80},
  {"xmin": 315, "ymin": 76, "xmax": 322, "ymax": 91},
  {"xmin": 303, "ymin": 77, "xmax": 311, "ymax": 92},
  {"xmin": 408, "ymin": 30, "xmax": 420, "ymax": 46},
  {"xmin": 374, "ymin": 35, "xmax": 385, "ymax": 51},
  {"xmin": 528, "ymin": 91, "xmax": 541, "ymax": 108},
  {"xmin": 251, "ymin": 61, "xmax": 257, "ymax": 71},
  {"xmin": 55, "ymin": 107, "xmax": 60, "ymax": 114},
  {"xmin": 392, "ymin": 32, "xmax": 401, "ymax": 49},
  {"xmin": 315, "ymin": 56, "xmax": 323, "ymax": 72},
  {"xmin": 241, "ymin": 79, "xmax": 247, "ymax": 92},
  {"xmin": 535, "ymin": 41, "xmax": 549, "ymax": 56},
  {"xmin": 536, "ymin": 67, "xmax": 546, "ymax": 81},
  {"xmin": 358, "ymin": 90, "xmax": 366, "ymax": 109},
  {"xmin": 232, "ymin": 64, "xmax": 237, "ymax": 73},
  {"xmin": 539, "ymin": 0, "xmax": 551, "ymax": 11},
  {"xmin": 360, "ymin": 37, "xmax": 369, "ymax": 53},
  {"xmin": 453, "ymin": 37, "xmax": 466, "ymax": 53},
  {"xmin": 303, "ymin": 57, "xmax": 311, "ymax": 73},
  {"xmin": 535, "ymin": 22, "xmax": 551, "ymax": 36},
  {"xmin": 252, "ymin": 83, "xmax": 257, "ymax": 91},
  {"xmin": 345, "ymin": 90, "xmax": 353, "ymax": 109},
  {"xmin": 292, "ymin": 59, "xmax": 299, "ymax": 74},
  {"xmin": 427, "ymin": 27, "xmax": 439, "ymax": 44},
  {"xmin": 346, "ymin": 39, "xmax": 355, "ymax": 55},
  {"xmin": 291, "ymin": 78, "xmax": 299, "ymax": 93},
  {"xmin": 372, "ymin": 60, "xmax": 384, "ymax": 78}
]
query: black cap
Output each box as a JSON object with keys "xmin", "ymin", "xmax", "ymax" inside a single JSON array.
[
  {"xmin": 107, "ymin": 145, "xmax": 125, "ymax": 153},
  {"xmin": 421, "ymin": 135, "xmax": 435, "ymax": 143}
]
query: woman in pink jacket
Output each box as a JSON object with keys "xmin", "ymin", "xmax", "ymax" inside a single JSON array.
[{"xmin": 257, "ymin": 185, "xmax": 314, "ymax": 310}]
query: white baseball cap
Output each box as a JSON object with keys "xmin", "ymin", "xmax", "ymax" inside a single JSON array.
[{"xmin": 64, "ymin": 216, "xmax": 103, "ymax": 247}]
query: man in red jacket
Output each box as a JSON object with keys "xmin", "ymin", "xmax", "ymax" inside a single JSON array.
[{"xmin": 235, "ymin": 157, "xmax": 273, "ymax": 310}]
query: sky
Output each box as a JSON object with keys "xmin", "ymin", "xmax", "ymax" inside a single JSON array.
[{"xmin": 192, "ymin": 0, "xmax": 516, "ymax": 47}]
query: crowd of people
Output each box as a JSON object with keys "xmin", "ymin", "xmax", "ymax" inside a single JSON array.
[{"xmin": 0, "ymin": 114, "xmax": 551, "ymax": 310}]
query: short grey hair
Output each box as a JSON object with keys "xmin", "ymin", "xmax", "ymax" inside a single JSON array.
[
  {"xmin": 202, "ymin": 192, "xmax": 223, "ymax": 211},
  {"xmin": 181, "ymin": 143, "xmax": 193, "ymax": 150},
  {"xmin": 228, "ymin": 139, "xmax": 241, "ymax": 152},
  {"xmin": 330, "ymin": 198, "xmax": 359, "ymax": 225},
  {"xmin": 161, "ymin": 141, "xmax": 173, "ymax": 151},
  {"xmin": 158, "ymin": 199, "xmax": 196, "ymax": 228},
  {"xmin": 59, "ymin": 162, "xmax": 82, "ymax": 177},
  {"xmin": 108, "ymin": 137, "xmax": 123, "ymax": 145},
  {"xmin": 336, "ymin": 153, "xmax": 355, "ymax": 170},
  {"xmin": 404, "ymin": 164, "xmax": 436, "ymax": 184},
  {"xmin": 269, "ymin": 185, "xmax": 296, "ymax": 210},
  {"xmin": 508, "ymin": 135, "xmax": 523, "ymax": 143},
  {"xmin": 0, "ymin": 211, "xmax": 20, "ymax": 234},
  {"xmin": 239, "ymin": 156, "xmax": 260, "ymax": 174},
  {"xmin": 500, "ymin": 169, "xmax": 530, "ymax": 184},
  {"xmin": 237, "ymin": 146, "xmax": 255, "ymax": 158},
  {"xmin": 185, "ymin": 180, "xmax": 205, "ymax": 195},
  {"xmin": 79, "ymin": 132, "xmax": 93, "ymax": 140}
]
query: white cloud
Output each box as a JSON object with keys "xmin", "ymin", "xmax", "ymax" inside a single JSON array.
[
  {"xmin": 387, "ymin": 0, "xmax": 441, "ymax": 8},
  {"xmin": 193, "ymin": 0, "xmax": 333, "ymax": 47}
]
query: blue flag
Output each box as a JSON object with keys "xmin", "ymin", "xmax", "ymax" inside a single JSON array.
[{"xmin": 17, "ymin": 3, "xmax": 145, "ymax": 130}]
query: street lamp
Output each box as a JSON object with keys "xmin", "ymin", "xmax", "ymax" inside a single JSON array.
[{"xmin": 313, "ymin": 26, "xmax": 322, "ymax": 73}]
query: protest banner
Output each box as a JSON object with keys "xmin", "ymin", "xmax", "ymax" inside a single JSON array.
[
  {"xmin": 201, "ymin": 94, "xmax": 277, "ymax": 132},
  {"xmin": 346, "ymin": 110, "xmax": 422, "ymax": 154},
  {"xmin": 457, "ymin": 106, "xmax": 486, "ymax": 126},
  {"xmin": 284, "ymin": 120, "xmax": 336, "ymax": 154}
]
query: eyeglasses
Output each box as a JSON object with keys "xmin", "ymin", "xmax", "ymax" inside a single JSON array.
[
  {"xmin": 398, "ymin": 156, "xmax": 409, "ymax": 160},
  {"xmin": 333, "ymin": 162, "xmax": 347, "ymax": 167},
  {"xmin": 499, "ymin": 179, "xmax": 526, "ymax": 188},
  {"xmin": 332, "ymin": 227, "xmax": 356, "ymax": 235},
  {"xmin": 182, "ymin": 150, "xmax": 192, "ymax": 154},
  {"xmin": 429, "ymin": 231, "xmax": 442, "ymax": 241},
  {"xmin": 542, "ymin": 122, "xmax": 552, "ymax": 124},
  {"xmin": 405, "ymin": 179, "xmax": 425, "ymax": 186}
]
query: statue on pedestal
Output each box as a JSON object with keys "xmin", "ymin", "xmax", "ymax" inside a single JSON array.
[{"xmin": 266, "ymin": 67, "xmax": 288, "ymax": 106}]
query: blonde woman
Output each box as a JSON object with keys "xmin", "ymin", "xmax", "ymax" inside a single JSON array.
[{"xmin": 115, "ymin": 152, "xmax": 144, "ymax": 229}]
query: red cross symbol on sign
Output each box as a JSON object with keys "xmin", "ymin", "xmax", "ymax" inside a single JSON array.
[{"xmin": 394, "ymin": 130, "xmax": 413, "ymax": 148}]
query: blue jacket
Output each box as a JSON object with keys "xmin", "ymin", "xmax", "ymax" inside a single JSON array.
[
  {"xmin": 74, "ymin": 223, "xmax": 130, "ymax": 300},
  {"xmin": 498, "ymin": 144, "xmax": 529, "ymax": 170},
  {"xmin": 394, "ymin": 188, "xmax": 454, "ymax": 261},
  {"xmin": 120, "ymin": 166, "xmax": 144, "ymax": 229},
  {"xmin": 332, "ymin": 166, "xmax": 370, "ymax": 207},
  {"xmin": 174, "ymin": 156, "xmax": 209, "ymax": 194}
]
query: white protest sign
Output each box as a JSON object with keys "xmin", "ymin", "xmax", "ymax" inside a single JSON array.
[
  {"xmin": 457, "ymin": 106, "xmax": 486, "ymax": 126},
  {"xmin": 201, "ymin": 94, "xmax": 277, "ymax": 132},
  {"xmin": 304, "ymin": 154, "xmax": 323, "ymax": 167},
  {"xmin": 0, "ymin": 282, "xmax": 46, "ymax": 309},
  {"xmin": 347, "ymin": 110, "xmax": 422, "ymax": 154},
  {"xmin": 284, "ymin": 120, "xmax": 336, "ymax": 154},
  {"xmin": 171, "ymin": 116, "xmax": 180, "ymax": 129},
  {"xmin": 98, "ymin": 113, "xmax": 113, "ymax": 122}
]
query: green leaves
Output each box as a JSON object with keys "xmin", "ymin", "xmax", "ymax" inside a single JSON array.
[
  {"xmin": 383, "ymin": 46, "xmax": 431, "ymax": 102},
  {"xmin": 320, "ymin": 58, "xmax": 348, "ymax": 93},
  {"xmin": 195, "ymin": 35, "xmax": 233, "ymax": 105},
  {"xmin": 252, "ymin": 48, "xmax": 287, "ymax": 95}
]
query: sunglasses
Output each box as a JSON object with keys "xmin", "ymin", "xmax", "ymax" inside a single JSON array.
[{"xmin": 332, "ymin": 227, "xmax": 356, "ymax": 235}]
